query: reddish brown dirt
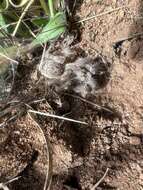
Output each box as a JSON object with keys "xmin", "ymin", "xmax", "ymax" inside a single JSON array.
[
  {"xmin": 0, "ymin": 0, "xmax": 143, "ymax": 190},
  {"xmin": 74, "ymin": 0, "xmax": 143, "ymax": 189}
]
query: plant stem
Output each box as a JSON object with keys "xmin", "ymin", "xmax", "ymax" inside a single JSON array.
[
  {"xmin": 48, "ymin": 0, "xmax": 55, "ymax": 18},
  {"xmin": 12, "ymin": 0, "xmax": 34, "ymax": 36}
]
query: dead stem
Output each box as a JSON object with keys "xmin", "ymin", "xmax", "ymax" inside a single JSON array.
[
  {"xmin": 65, "ymin": 93, "xmax": 113, "ymax": 114},
  {"xmin": 28, "ymin": 109, "xmax": 88, "ymax": 125},
  {"xmin": 90, "ymin": 168, "xmax": 109, "ymax": 190},
  {"xmin": 78, "ymin": 6, "xmax": 126, "ymax": 23},
  {"xmin": 114, "ymin": 32, "xmax": 143, "ymax": 44},
  {"xmin": 27, "ymin": 113, "xmax": 52, "ymax": 190},
  {"xmin": 0, "ymin": 176, "xmax": 21, "ymax": 190}
]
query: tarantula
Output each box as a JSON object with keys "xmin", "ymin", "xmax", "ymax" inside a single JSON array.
[{"xmin": 39, "ymin": 40, "xmax": 110, "ymax": 98}]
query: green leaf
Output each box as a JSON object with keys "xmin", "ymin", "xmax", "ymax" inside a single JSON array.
[
  {"xmin": 32, "ymin": 17, "xmax": 49, "ymax": 27},
  {"xmin": 0, "ymin": 12, "xmax": 7, "ymax": 36},
  {"xmin": 32, "ymin": 12, "xmax": 67, "ymax": 45},
  {"xmin": 0, "ymin": 13, "xmax": 5, "ymax": 27}
]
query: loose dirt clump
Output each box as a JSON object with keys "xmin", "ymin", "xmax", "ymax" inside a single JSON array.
[
  {"xmin": 0, "ymin": 0, "xmax": 143, "ymax": 190},
  {"xmin": 0, "ymin": 112, "xmax": 51, "ymax": 190}
]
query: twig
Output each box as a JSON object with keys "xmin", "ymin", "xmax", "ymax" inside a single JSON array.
[
  {"xmin": 12, "ymin": 0, "xmax": 34, "ymax": 36},
  {"xmin": 0, "ymin": 176, "xmax": 21, "ymax": 190},
  {"xmin": 72, "ymin": 0, "xmax": 77, "ymax": 13},
  {"xmin": 0, "ymin": 114, "xmax": 18, "ymax": 128},
  {"xmin": 0, "ymin": 183, "xmax": 9, "ymax": 190},
  {"xmin": 0, "ymin": 53, "xmax": 18, "ymax": 64},
  {"xmin": 78, "ymin": 6, "xmax": 126, "ymax": 23},
  {"xmin": 39, "ymin": 43, "xmax": 47, "ymax": 72},
  {"xmin": 114, "ymin": 32, "xmax": 143, "ymax": 44},
  {"xmin": 28, "ymin": 109, "xmax": 88, "ymax": 125},
  {"xmin": 90, "ymin": 168, "xmax": 109, "ymax": 190},
  {"xmin": 15, "ymin": 12, "xmax": 37, "ymax": 39},
  {"xmin": 5, "ymin": 176, "xmax": 21, "ymax": 185},
  {"xmin": 29, "ymin": 98, "xmax": 46, "ymax": 104},
  {"xmin": 65, "ymin": 93, "xmax": 113, "ymax": 114}
]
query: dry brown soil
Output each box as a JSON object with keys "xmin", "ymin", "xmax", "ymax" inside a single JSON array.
[{"xmin": 0, "ymin": 0, "xmax": 143, "ymax": 190}]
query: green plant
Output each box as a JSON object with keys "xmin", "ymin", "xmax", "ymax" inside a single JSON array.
[
  {"xmin": 0, "ymin": 0, "xmax": 67, "ymax": 102},
  {"xmin": 0, "ymin": 0, "xmax": 67, "ymax": 46},
  {"xmin": 33, "ymin": 0, "xmax": 67, "ymax": 45}
]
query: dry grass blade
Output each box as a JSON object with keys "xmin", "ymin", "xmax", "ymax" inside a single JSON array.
[
  {"xmin": 27, "ymin": 113, "xmax": 52, "ymax": 190},
  {"xmin": 12, "ymin": 0, "xmax": 34, "ymax": 36},
  {"xmin": 0, "ymin": 183, "xmax": 9, "ymax": 190},
  {"xmin": 0, "ymin": 53, "xmax": 18, "ymax": 64},
  {"xmin": 28, "ymin": 109, "xmax": 88, "ymax": 125},
  {"xmin": 90, "ymin": 168, "xmax": 109, "ymax": 190},
  {"xmin": 0, "ymin": 114, "xmax": 18, "ymax": 128},
  {"xmin": 0, "ymin": 176, "xmax": 21, "ymax": 190},
  {"xmin": 65, "ymin": 93, "xmax": 113, "ymax": 113},
  {"xmin": 39, "ymin": 43, "xmax": 47, "ymax": 71},
  {"xmin": 114, "ymin": 32, "xmax": 143, "ymax": 44},
  {"xmin": 78, "ymin": 6, "xmax": 126, "ymax": 23},
  {"xmin": 5, "ymin": 176, "xmax": 21, "ymax": 185}
]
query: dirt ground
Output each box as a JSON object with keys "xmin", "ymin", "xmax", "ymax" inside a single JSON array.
[{"xmin": 0, "ymin": 0, "xmax": 143, "ymax": 190}]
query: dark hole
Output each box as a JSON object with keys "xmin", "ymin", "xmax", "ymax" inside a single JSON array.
[
  {"xmin": 64, "ymin": 175, "xmax": 82, "ymax": 190},
  {"xmin": 99, "ymin": 182, "xmax": 117, "ymax": 190},
  {"xmin": 19, "ymin": 150, "xmax": 39, "ymax": 176},
  {"xmin": 113, "ymin": 41, "xmax": 124, "ymax": 56}
]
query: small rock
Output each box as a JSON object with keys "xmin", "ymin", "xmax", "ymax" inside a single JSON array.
[{"xmin": 129, "ymin": 136, "xmax": 141, "ymax": 145}]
